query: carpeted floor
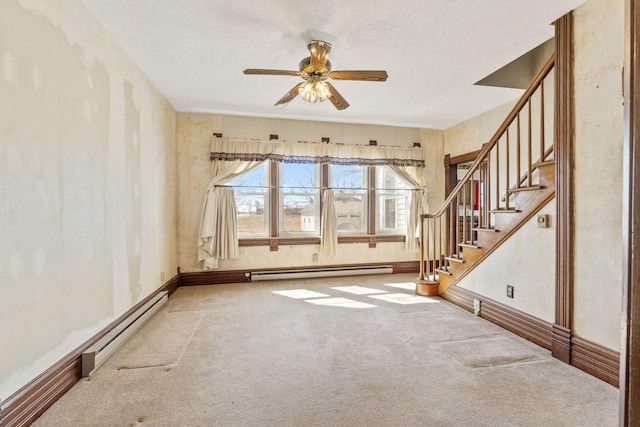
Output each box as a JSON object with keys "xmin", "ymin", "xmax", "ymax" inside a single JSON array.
[{"xmin": 33, "ymin": 273, "xmax": 619, "ymax": 426}]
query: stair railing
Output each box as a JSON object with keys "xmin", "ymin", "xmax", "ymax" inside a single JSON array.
[{"xmin": 418, "ymin": 54, "xmax": 556, "ymax": 284}]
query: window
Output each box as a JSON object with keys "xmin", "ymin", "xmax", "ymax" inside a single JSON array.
[
  {"xmin": 332, "ymin": 165, "xmax": 366, "ymax": 233},
  {"xmin": 280, "ymin": 163, "xmax": 320, "ymax": 235},
  {"xmin": 231, "ymin": 163, "xmax": 269, "ymax": 236},
  {"xmin": 375, "ymin": 167, "xmax": 410, "ymax": 234},
  {"xmin": 231, "ymin": 162, "xmax": 414, "ymax": 242}
]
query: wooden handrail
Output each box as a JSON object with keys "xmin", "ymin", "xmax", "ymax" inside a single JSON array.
[
  {"xmin": 418, "ymin": 53, "xmax": 556, "ymax": 285},
  {"xmin": 421, "ymin": 53, "xmax": 555, "ymax": 220}
]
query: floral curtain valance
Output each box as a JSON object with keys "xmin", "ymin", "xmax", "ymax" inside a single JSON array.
[{"xmin": 210, "ymin": 137, "xmax": 425, "ymax": 167}]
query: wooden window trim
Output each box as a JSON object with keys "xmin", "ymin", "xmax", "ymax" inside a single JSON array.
[
  {"xmin": 367, "ymin": 166, "xmax": 376, "ymax": 236},
  {"xmin": 269, "ymin": 160, "xmax": 278, "ymax": 238},
  {"xmin": 238, "ymin": 163, "xmax": 409, "ymax": 248}
]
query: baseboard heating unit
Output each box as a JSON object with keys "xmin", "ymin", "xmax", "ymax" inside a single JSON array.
[
  {"xmin": 81, "ymin": 291, "xmax": 168, "ymax": 377},
  {"xmin": 249, "ymin": 265, "xmax": 393, "ymax": 282}
]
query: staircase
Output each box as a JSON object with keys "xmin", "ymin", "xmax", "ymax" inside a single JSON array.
[{"xmin": 417, "ymin": 54, "xmax": 556, "ymax": 296}]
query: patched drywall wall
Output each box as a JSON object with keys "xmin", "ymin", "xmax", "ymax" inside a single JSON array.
[
  {"xmin": 176, "ymin": 113, "xmax": 433, "ymax": 272},
  {"xmin": 0, "ymin": 0, "xmax": 177, "ymax": 399},
  {"xmin": 457, "ymin": 201, "xmax": 556, "ymax": 323},
  {"xmin": 572, "ymin": 0, "xmax": 624, "ymax": 352}
]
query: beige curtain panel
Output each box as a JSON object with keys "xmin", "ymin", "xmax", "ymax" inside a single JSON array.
[
  {"xmin": 320, "ymin": 189, "xmax": 337, "ymax": 255},
  {"xmin": 198, "ymin": 159, "xmax": 264, "ymax": 269},
  {"xmin": 389, "ymin": 165, "xmax": 428, "ymax": 252}
]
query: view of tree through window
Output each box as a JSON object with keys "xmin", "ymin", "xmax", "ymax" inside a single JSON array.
[
  {"xmin": 281, "ymin": 163, "xmax": 319, "ymax": 234},
  {"xmin": 332, "ymin": 165, "xmax": 366, "ymax": 233},
  {"xmin": 230, "ymin": 161, "xmax": 412, "ymax": 239},
  {"xmin": 233, "ymin": 163, "xmax": 268, "ymax": 235}
]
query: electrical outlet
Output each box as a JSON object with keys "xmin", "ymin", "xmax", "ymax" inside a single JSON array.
[
  {"xmin": 312, "ymin": 253, "xmax": 318, "ymax": 262},
  {"xmin": 473, "ymin": 298, "xmax": 481, "ymax": 315},
  {"xmin": 160, "ymin": 271, "xmax": 165, "ymax": 282},
  {"xmin": 507, "ymin": 285, "xmax": 514, "ymax": 298}
]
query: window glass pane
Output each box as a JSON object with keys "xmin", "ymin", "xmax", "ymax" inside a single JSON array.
[
  {"xmin": 281, "ymin": 163, "xmax": 319, "ymax": 234},
  {"xmin": 332, "ymin": 165, "xmax": 366, "ymax": 233},
  {"xmin": 231, "ymin": 163, "xmax": 268, "ymax": 235},
  {"xmin": 376, "ymin": 167, "xmax": 411, "ymax": 234}
]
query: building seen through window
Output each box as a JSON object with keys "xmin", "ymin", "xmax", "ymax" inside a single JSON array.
[{"xmin": 230, "ymin": 162, "xmax": 412, "ymax": 238}]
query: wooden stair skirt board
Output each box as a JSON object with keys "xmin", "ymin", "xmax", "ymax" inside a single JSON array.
[
  {"xmin": 0, "ymin": 275, "xmax": 180, "ymax": 427},
  {"xmin": 441, "ymin": 285, "xmax": 620, "ymax": 387}
]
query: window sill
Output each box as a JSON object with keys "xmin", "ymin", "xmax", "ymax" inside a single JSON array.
[{"xmin": 238, "ymin": 235, "xmax": 405, "ymax": 247}]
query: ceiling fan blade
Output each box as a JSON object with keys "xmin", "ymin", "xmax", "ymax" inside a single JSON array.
[
  {"xmin": 244, "ymin": 69, "xmax": 301, "ymax": 77},
  {"xmin": 275, "ymin": 82, "xmax": 305, "ymax": 106},
  {"xmin": 308, "ymin": 40, "xmax": 332, "ymax": 72},
  {"xmin": 325, "ymin": 82, "xmax": 350, "ymax": 110},
  {"xmin": 329, "ymin": 70, "xmax": 388, "ymax": 82}
]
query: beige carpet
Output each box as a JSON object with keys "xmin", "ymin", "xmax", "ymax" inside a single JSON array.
[{"xmin": 33, "ymin": 274, "xmax": 619, "ymax": 426}]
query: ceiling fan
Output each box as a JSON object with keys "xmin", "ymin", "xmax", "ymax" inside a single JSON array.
[{"xmin": 243, "ymin": 40, "xmax": 388, "ymax": 110}]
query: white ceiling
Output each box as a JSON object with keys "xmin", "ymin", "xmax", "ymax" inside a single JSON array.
[{"xmin": 81, "ymin": 0, "xmax": 587, "ymax": 130}]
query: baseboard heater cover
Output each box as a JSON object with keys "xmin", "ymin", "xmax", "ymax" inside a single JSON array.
[
  {"xmin": 250, "ymin": 265, "xmax": 393, "ymax": 281},
  {"xmin": 81, "ymin": 291, "xmax": 168, "ymax": 377}
]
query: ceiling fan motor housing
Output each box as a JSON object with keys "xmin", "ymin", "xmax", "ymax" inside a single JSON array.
[{"xmin": 300, "ymin": 57, "xmax": 332, "ymax": 75}]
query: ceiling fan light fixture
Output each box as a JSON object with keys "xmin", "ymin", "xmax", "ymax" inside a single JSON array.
[
  {"xmin": 244, "ymin": 40, "xmax": 387, "ymax": 110},
  {"xmin": 298, "ymin": 80, "xmax": 331, "ymax": 103}
]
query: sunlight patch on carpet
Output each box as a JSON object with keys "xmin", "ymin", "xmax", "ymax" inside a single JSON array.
[
  {"xmin": 383, "ymin": 282, "xmax": 417, "ymax": 291},
  {"xmin": 331, "ymin": 286, "xmax": 387, "ymax": 295},
  {"xmin": 305, "ymin": 297, "xmax": 377, "ymax": 309},
  {"xmin": 272, "ymin": 289, "xmax": 330, "ymax": 299}
]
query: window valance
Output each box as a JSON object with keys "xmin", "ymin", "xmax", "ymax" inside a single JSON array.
[{"xmin": 210, "ymin": 137, "xmax": 425, "ymax": 167}]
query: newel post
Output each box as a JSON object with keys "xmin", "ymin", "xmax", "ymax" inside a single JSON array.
[{"xmin": 416, "ymin": 215, "xmax": 439, "ymax": 296}]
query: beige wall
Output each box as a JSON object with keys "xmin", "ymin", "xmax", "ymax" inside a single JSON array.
[
  {"xmin": 443, "ymin": 100, "xmax": 517, "ymax": 158},
  {"xmin": 457, "ymin": 200, "xmax": 556, "ymax": 323},
  {"xmin": 0, "ymin": 0, "xmax": 177, "ymax": 399},
  {"xmin": 176, "ymin": 113, "xmax": 435, "ymax": 272},
  {"xmin": 572, "ymin": 0, "xmax": 624, "ymax": 351}
]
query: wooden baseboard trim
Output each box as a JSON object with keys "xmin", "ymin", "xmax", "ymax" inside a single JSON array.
[
  {"xmin": 440, "ymin": 286, "xmax": 553, "ymax": 350},
  {"xmin": 0, "ymin": 275, "xmax": 180, "ymax": 427},
  {"xmin": 571, "ymin": 336, "xmax": 620, "ymax": 387},
  {"xmin": 440, "ymin": 286, "xmax": 621, "ymax": 387},
  {"xmin": 179, "ymin": 261, "xmax": 420, "ymax": 287},
  {"xmin": 552, "ymin": 323, "xmax": 572, "ymax": 363},
  {"xmin": 163, "ymin": 274, "xmax": 181, "ymax": 296}
]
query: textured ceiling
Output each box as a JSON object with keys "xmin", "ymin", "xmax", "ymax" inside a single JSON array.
[{"xmin": 80, "ymin": 0, "xmax": 587, "ymax": 129}]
